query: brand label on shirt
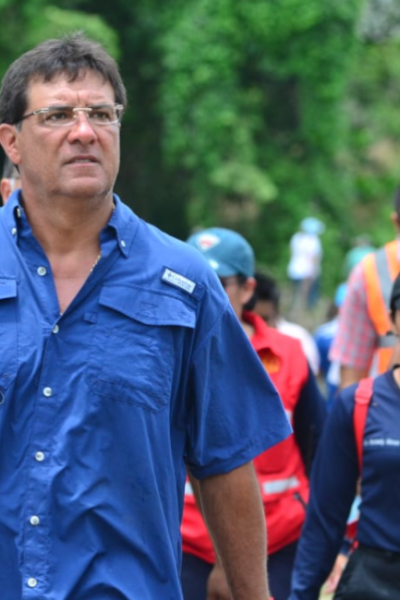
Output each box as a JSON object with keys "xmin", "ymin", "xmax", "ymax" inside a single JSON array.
[
  {"xmin": 364, "ymin": 437, "xmax": 400, "ymax": 447},
  {"xmin": 161, "ymin": 269, "xmax": 196, "ymax": 294}
]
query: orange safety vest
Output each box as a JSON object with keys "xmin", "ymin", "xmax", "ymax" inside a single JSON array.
[
  {"xmin": 181, "ymin": 312, "xmax": 310, "ymax": 563},
  {"xmin": 363, "ymin": 240, "xmax": 400, "ymax": 373}
]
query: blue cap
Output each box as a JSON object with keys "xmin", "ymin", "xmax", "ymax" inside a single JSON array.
[{"xmin": 187, "ymin": 228, "xmax": 254, "ymax": 277}]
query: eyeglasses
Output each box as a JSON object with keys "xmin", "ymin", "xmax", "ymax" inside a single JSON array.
[{"xmin": 15, "ymin": 104, "xmax": 124, "ymax": 127}]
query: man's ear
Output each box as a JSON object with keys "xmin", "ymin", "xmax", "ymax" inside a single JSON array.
[
  {"xmin": 0, "ymin": 124, "xmax": 21, "ymax": 166},
  {"xmin": 242, "ymin": 277, "xmax": 257, "ymax": 305},
  {"xmin": 0, "ymin": 178, "xmax": 13, "ymax": 204}
]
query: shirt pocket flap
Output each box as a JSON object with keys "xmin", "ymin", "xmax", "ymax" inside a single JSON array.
[
  {"xmin": 98, "ymin": 285, "xmax": 196, "ymax": 329},
  {"xmin": 0, "ymin": 277, "xmax": 17, "ymax": 301}
]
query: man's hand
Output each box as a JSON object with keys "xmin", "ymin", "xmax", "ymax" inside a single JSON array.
[{"xmin": 207, "ymin": 561, "xmax": 232, "ymax": 600}]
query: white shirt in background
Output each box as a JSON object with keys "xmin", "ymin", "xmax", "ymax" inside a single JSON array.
[{"xmin": 277, "ymin": 317, "xmax": 320, "ymax": 375}]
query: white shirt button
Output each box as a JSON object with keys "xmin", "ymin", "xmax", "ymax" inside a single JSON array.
[
  {"xmin": 120, "ymin": 240, "xmax": 126, "ymax": 248},
  {"xmin": 16, "ymin": 207, "xmax": 22, "ymax": 218},
  {"xmin": 11, "ymin": 227, "xmax": 17, "ymax": 235},
  {"xmin": 43, "ymin": 387, "xmax": 53, "ymax": 397},
  {"xmin": 35, "ymin": 451, "xmax": 45, "ymax": 462},
  {"xmin": 37, "ymin": 266, "xmax": 47, "ymax": 276},
  {"xmin": 30, "ymin": 515, "xmax": 40, "ymax": 526},
  {"xmin": 27, "ymin": 578, "xmax": 37, "ymax": 588},
  {"xmin": 52, "ymin": 325, "xmax": 60, "ymax": 334}
]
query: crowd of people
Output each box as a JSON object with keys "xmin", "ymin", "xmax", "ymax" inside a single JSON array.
[{"xmin": 1, "ymin": 32, "xmax": 399, "ymax": 600}]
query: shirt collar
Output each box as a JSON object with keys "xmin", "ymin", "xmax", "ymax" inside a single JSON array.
[
  {"xmin": 0, "ymin": 191, "xmax": 138, "ymax": 258},
  {"xmin": 244, "ymin": 310, "xmax": 293, "ymax": 362},
  {"xmin": 108, "ymin": 194, "xmax": 138, "ymax": 257},
  {"xmin": 244, "ymin": 311, "xmax": 275, "ymax": 352}
]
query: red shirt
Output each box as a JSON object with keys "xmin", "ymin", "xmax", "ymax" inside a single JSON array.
[{"xmin": 182, "ymin": 312, "xmax": 312, "ymax": 562}]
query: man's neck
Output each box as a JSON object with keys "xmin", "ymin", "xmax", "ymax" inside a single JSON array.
[
  {"xmin": 240, "ymin": 316, "xmax": 255, "ymax": 340},
  {"xmin": 21, "ymin": 192, "xmax": 114, "ymax": 256}
]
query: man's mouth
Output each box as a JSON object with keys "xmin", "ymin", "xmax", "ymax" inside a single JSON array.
[{"xmin": 68, "ymin": 156, "xmax": 98, "ymax": 164}]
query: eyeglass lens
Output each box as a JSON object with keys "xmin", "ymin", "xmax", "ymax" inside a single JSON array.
[{"xmin": 40, "ymin": 105, "xmax": 121, "ymax": 126}]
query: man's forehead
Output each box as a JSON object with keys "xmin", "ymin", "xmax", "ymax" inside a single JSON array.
[{"xmin": 26, "ymin": 70, "xmax": 114, "ymax": 104}]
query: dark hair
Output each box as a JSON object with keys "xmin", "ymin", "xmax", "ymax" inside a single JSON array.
[
  {"xmin": 0, "ymin": 32, "xmax": 127, "ymax": 125},
  {"xmin": 2, "ymin": 156, "xmax": 19, "ymax": 179},
  {"xmin": 254, "ymin": 272, "xmax": 280, "ymax": 311}
]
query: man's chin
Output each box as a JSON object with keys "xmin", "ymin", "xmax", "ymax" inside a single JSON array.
[{"xmin": 62, "ymin": 180, "xmax": 112, "ymax": 200}]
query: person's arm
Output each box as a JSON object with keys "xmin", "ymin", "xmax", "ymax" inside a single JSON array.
[
  {"xmin": 293, "ymin": 364, "xmax": 327, "ymax": 476},
  {"xmin": 289, "ymin": 387, "xmax": 359, "ymax": 600},
  {"xmin": 198, "ymin": 462, "xmax": 270, "ymax": 600}
]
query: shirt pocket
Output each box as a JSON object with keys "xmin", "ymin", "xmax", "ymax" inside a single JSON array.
[
  {"xmin": 86, "ymin": 286, "xmax": 196, "ymax": 412},
  {"xmin": 0, "ymin": 277, "xmax": 18, "ymax": 402}
]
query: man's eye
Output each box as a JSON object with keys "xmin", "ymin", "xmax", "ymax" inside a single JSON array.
[
  {"xmin": 46, "ymin": 110, "xmax": 71, "ymax": 122},
  {"xmin": 91, "ymin": 109, "xmax": 112, "ymax": 122}
]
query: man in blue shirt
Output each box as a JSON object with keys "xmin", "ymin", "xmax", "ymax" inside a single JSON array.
[{"xmin": 0, "ymin": 34, "xmax": 290, "ymax": 600}]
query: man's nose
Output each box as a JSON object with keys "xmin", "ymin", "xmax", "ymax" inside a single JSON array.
[{"xmin": 68, "ymin": 111, "xmax": 97, "ymax": 142}]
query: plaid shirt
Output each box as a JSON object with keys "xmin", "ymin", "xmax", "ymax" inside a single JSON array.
[{"xmin": 330, "ymin": 262, "xmax": 379, "ymax": 371}]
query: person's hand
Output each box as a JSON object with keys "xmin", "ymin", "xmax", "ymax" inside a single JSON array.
[
  {"xmin": 323, "ymin": 553, "xmax": 348, "ymax": 593},
  {"xmin": 206, "ymin": 561, "xmax": 232, "ymax": 600}
]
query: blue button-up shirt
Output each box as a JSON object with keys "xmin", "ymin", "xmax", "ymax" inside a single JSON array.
[{"xmin": 0, "ymin": 192, "xmax": 291, "ymax": 600}]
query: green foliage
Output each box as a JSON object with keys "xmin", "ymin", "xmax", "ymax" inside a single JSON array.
[
  {"xmin": 24, "ymin": 6, "xmax": 120, "ymax": 57},
  {"xmin": 3, "ymin": 0, "xmax": 400, "ymax": 299},
  {"xmin": 159, "ymin": 0, "xmax": 365, "ymax": 293}
]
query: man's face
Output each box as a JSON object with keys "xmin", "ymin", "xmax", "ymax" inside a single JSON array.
[
  {"xmin": 0, "ymin": 70, "xmax": 120, "ymax": 206},
  {"xmin": 219, "ymin": 275, "xmax": 255, "ymax": 320},
  {"xmin": 391, "ymin": 308, "xmax": 400, "ymax": 336},
  {"xmin": 253, "ymin": 299, "xmax": 278, "ymax": 327}
]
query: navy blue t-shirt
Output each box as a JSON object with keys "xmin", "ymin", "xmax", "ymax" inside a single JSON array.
[{"xmin": 289, "ymin": 369, "xmax": 400, "ymax": 600}]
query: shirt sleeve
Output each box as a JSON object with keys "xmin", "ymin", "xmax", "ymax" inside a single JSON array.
[
  {"xmin": 329, "ymin": 263, "xmax": 378, "ymax": 370},
  {"xmin": 289, "ymin": 387, "xmax": 359, "ymax": 600},
  {"xmin": 185, "ymin": 303, "xmax": 292, "ymax": 479},
  {"xmin": 293, "ymin": 364, "xmax": 327, "ymax": 477}
]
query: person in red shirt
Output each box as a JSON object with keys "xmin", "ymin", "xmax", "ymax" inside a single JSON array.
[{"xmin": 183, "ymin": 228, "xmax": 326, "ymax": 600}]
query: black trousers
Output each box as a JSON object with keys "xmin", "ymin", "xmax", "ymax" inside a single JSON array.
[{"xmin": 334, "ymin": 544, "xmax": 400, "ymax": 600}]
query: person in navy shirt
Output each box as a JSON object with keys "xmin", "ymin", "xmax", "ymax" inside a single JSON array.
[
  {"xmin": 289, "ymin": 274, "xmax": 400, "ymax": 599},
  {"xmin": 0, "ymin": 34, "xmax": 291, "ymax": 600}
]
